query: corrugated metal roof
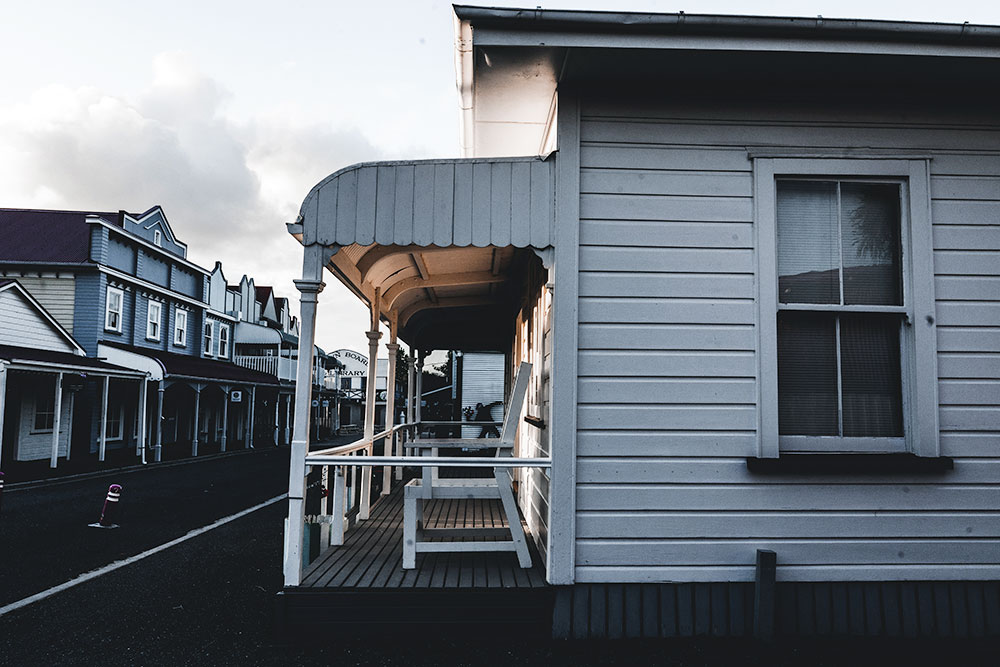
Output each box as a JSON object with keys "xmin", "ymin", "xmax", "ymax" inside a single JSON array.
[
  {"xmin": 234, "ymin": 321, "xmax": 282, "ymax": 345},
  {"xmin": 101, "ymin": 340, "xmax": 279, "ymax": 385},
  {"xmin": 298, "ymin": 155, "xmax": 556, "ymax": 249}
]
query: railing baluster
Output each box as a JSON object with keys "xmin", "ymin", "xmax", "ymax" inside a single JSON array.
[{"xmin": 331, "ymin": 465, "xmax": 346, "ymax": 546}]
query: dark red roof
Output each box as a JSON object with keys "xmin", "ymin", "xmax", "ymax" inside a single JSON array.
[
  {"xmin": 100, "ymin": 340, "xmax": 279, "ymax": 385},
  {"xmin": 0, "ymin": 208, "xmax": 118, "ymax": 264},
  {"xmin": 255, "ymin": 286, "xmax": 273, "ymax": 304}
]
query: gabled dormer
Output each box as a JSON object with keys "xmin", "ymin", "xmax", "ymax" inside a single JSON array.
[{"xmin": 122, "ymin": 206, "xmax": 187, "ymax": 260}]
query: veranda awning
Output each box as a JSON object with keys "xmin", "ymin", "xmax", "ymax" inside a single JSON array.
[{"xmin": 288, "ymin": 155, "xmax": 556, "ymax": 348}]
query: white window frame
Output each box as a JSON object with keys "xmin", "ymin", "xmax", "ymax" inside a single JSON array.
[
  {"xmin": 146, "ymin": 299, "xmax": 162, "ymax": 341},
  {"xmin": 218, "ymin": 324, "xmax": 230, "ymax": 359},
  {"xmin": 32, "ymin": 392, "xmax": 56, "ymax": 433},
  {"xmin": 105, "ymin": 405, "xmax": 124, "ymax": 441},
  {"xmin": 174, "ymin": 308, "xmax": 188, "ymax": 347},
  {"xmin": 204, "ymin": 321, "xmax": 215, "ymax": 356},
  {"xmin": 754, "ymin": 157, "xmax": 939, "ymax": 459},
  {"xmin": 105, "ymin": 286, "xmax": 124, "ymax": 333},
  {"xmin": 153, "ymin": 229, "xmax": 162, "ymax": 247}
]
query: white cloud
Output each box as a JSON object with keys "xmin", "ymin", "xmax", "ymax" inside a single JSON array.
[{"xmin": 0, "ymin": 52, "xmax": 382, "ymax": 354}]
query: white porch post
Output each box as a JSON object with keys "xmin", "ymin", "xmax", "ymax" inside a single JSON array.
[
  {"xmin": 415, "ymin": 351, "xmax": 424, "ymax": 424},
  {"xmin": 284, "ymin": 394, "xmax": 292, "ymax": 444},
  {"xmin": 65, "ymin": 390, "xmax": 75, "ymax": 462},
  {"xmin": 137, "ymin": 375, "xmax": 148, "ymax": 464},
  {"xmin": 360, "ymin": 326, "xmax": 381, "ymax": 520},
  {"xmin": 49, "ymin": 373, "xmax": 63, "ymax": 468},
  {"xmin": 220, "ymin": 385, "xmax": 229, "ymax": 452},
  {"xmin": 273, "ymin": 391, "xmax": 280, "ymax": 446},
  {"xmin": 283, "ymin": 241, "xmax": 328, "ymax": 588},
  {"xmin": 406, "ymin": 355, "xmax": 415, "ymax": 426},
  {"xmin": 0, "ymin": 362, "xmax": 7, "ymax": 468},
  {"xmin": 98, "ymin": 375, "xmax": 109, "ymax": 462},
  {"xmin": 191, "ymin": 385, "xmax": 202, "ymax": 457},
  {"xmin": 155, "ymin": 382, "xmax": 164, "ymax": 462},
  {"xmin": 383, "ymin": 338, "xmax": 399, "ymax": 495},
  {"xmin": 248, "ymin": 386, "xmax": 256, "ymax": 449},
  {"xmin": 334, "ymin": 368, "xmax": 341, "ymax": 432}
]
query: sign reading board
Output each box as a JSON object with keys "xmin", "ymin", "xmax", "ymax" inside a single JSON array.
[{"xmin": 331, "ymin": 349, "xmax": 368, "ymax": 377}]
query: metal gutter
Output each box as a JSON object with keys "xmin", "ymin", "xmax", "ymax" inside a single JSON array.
[{"xmin": 452, "ymin": 6, "xmax": 1000, "ymax": 46}]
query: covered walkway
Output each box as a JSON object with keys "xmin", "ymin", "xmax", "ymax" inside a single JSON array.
[{"xmin": 281, "ymin": 154, "xmax": 566, "ymax": 610}]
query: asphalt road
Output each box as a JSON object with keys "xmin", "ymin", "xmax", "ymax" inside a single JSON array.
[
  {"xmin": 1, "ymin": 447, "xmax": 290, "ymax": 607},
  {"xmin": 2, "ymin": 443, "xmax": 998, "ymax": 665}
]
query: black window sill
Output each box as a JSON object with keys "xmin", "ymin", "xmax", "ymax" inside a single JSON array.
[{"xmin": 747, "ymin": 453, "xmax": 954, "ymax": 475}]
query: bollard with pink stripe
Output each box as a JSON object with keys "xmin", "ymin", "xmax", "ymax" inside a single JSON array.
[{"xmin": 88, "ymin": 484, "xmax": 122, "ymax": 529}]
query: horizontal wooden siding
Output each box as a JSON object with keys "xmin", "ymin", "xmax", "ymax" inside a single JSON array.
[{"xmin": 575, "ymin": 97, "xmax": 1000, "ymax": 583}]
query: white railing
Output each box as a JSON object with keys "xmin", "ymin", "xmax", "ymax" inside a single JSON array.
[
  {"xmin": 233, "ymin": 355, "xmax": 296, "ymax": 381},
  {"xmin": 294, "ymin": 421, "xmax": 551, "ymax": 580}
]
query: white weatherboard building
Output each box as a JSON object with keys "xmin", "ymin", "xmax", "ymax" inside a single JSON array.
[{"xmin": 276, "ymin": 6, "xmax": 1000, "ymax": 639}]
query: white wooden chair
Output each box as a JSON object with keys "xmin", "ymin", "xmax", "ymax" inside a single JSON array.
[{"xmin": 403, "ymin": 361, "xmax": 533, "ymax": 569}]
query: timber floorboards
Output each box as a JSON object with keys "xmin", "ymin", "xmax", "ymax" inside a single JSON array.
[{"xmin": 300, "ymin": 484, "xmax": 547, "ymax": 590}]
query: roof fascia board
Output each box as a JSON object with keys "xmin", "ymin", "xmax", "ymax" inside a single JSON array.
[
  {"xmin": 472, "ymin": 28, "xmax": 1000, "ymax": 59},
  {"xmin": 0, "ymin": 281, "xmax": 86, "ymax": 354},
  {"xmin": 90, "ymin": 218, "xmax": 206, "ymax": 275},
  {"xmin": 4, "ymin": 358, "xmax": 146, "ymax": 378},
  {"xmin": 165, "ymin": 372, "xmax": 278, "ymax": 386},
  {"xmin": 0, "ymin": 262, "xmax": 95, "ymax": 271},
  {"xmin": 453, "ymin": 6, "xmax": 1000, "ymax": 46}
]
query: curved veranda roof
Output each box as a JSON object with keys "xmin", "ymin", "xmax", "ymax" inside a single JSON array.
[{"xmin": 289, "ymin": 155, "xmax": 556, "ymax": 349}]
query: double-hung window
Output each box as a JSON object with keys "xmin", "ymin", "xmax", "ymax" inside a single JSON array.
[
  {"xmin": 219, "ymin": 324, "xmax": 230, "ymax": 358},
  {"xmin": 147, "ymin": 299, "xmax": 162, "ymax": 341},
  {"xmin": 204, "ymin": 321, "xmax": 214, "ymax": 356},
  {"xmin": 105, "ymin": 286, "xmax": 124, "ymax": 332},
  {"xmin": 755, "ymin": 158, "xmax": 939, "ymax": 458},
  {"xmin": 174, "ymin": 309, "xmax": 188, "ymax": 346},
  {"xmin": 33, "ymin": 393, "xmax": 55, "ymax": 432},
  {"xmin": 105, "ymin": 406, "xmax": 124, "ymax": 440}
]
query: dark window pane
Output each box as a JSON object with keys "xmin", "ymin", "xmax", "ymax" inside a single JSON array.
[
  {"xmin": 778, "ymin": 312, "xmax": 839, "ymax": 435},
  {"xmin": 840, "ymin": 314, "xmax": 904, "ymax": 437},
  {"xmin": 841, "ymin": 183, "xmax": 902, "ymax": 306},
  {"xmin": 777, "ymin": 181, "xmax": 840, "ymax": 304}
]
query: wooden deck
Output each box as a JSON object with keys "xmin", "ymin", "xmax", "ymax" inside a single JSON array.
[
  {"xmin": 301, "ymin": 483, "xmax": 547, "ymax": 588},
  {"xmin": 275, "ymin": 484, "xmax": 552, "ymax": 638}
]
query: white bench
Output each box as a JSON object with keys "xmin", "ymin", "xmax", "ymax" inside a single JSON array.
[{"xmin": 403, "ymin": 362, "xmax": 533, "ymax": 569}]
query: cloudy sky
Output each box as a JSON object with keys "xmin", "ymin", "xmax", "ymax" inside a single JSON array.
[{"xmin": 2, "ymin": 0, "xmax": 998, "ymax": 356}]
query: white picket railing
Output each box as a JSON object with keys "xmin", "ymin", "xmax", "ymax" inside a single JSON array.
[{"xmin": 233, "ymin": 355, "xmax": 297, "ymax": 381}]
